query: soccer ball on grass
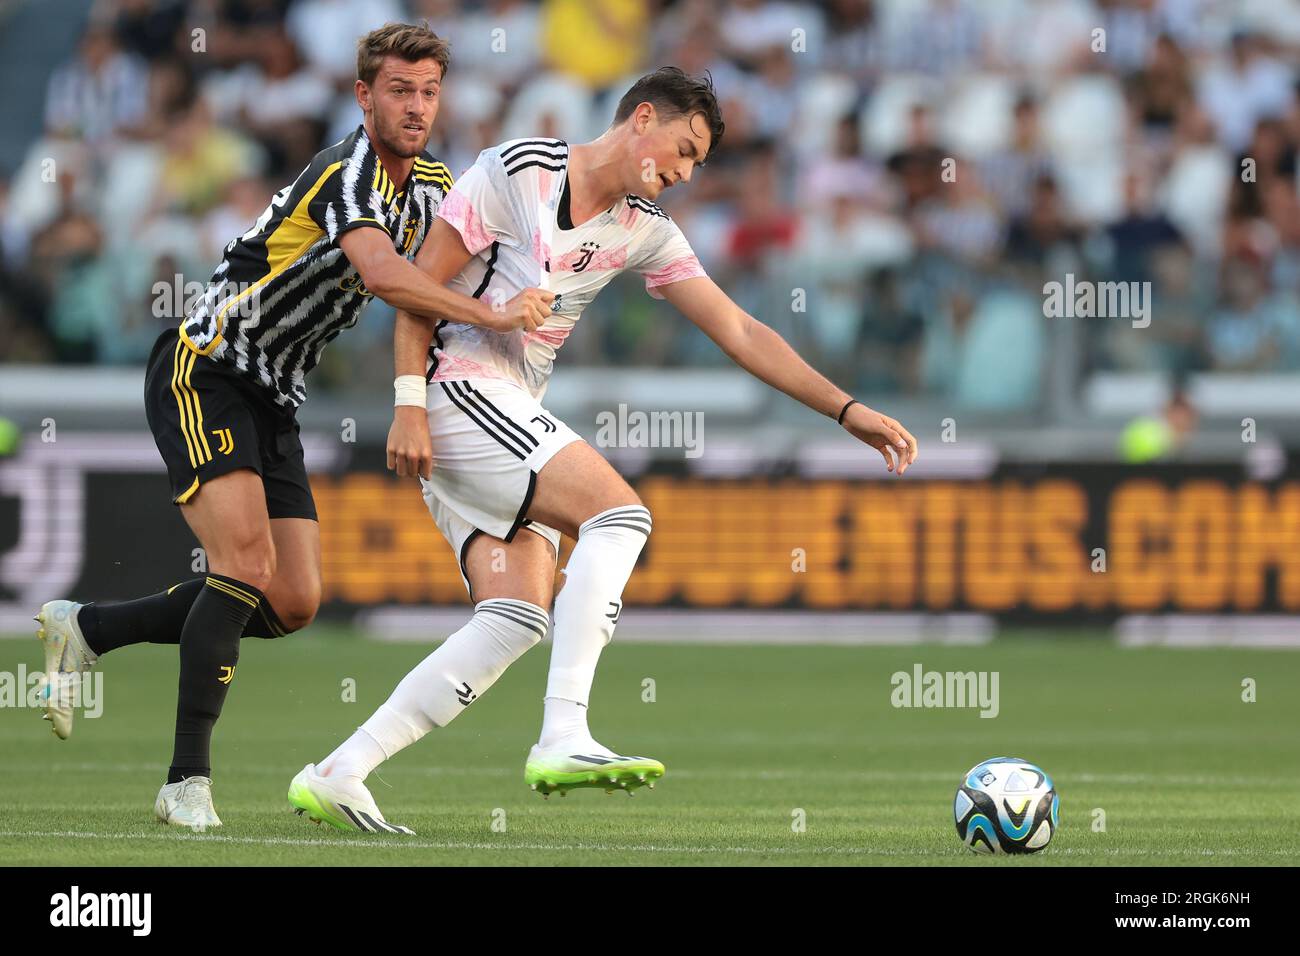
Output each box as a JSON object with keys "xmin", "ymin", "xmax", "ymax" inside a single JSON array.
[{"xmin": 954, "ymin": 756, "xmax": 1058, "ymax": 854}]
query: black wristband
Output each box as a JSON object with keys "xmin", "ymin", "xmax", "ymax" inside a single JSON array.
[{"xmin": 836, "ymin": 399, "xmax": 860, "ymax": 425}]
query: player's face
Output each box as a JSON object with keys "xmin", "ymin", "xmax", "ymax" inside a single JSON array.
[
  {"xmin": 360, "ymin": 57, "xmax": 443, "ymax": 158},
  {"xmin": 628, "ymin": 107, "xmax": 712, "ymax": 200}
]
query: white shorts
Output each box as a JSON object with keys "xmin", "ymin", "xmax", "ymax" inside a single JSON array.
[{"xmin": 419, "ymin": 377, "xmax": 581, "ymax": 597}]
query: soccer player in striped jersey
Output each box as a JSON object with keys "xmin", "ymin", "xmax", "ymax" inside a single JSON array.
[
  {"xmin": 288, "ymin": 68, "xmax": 918, "ymax": 833},
  {"xmin": 34, "ymin": 23, "xmax": 551, "ymax": 831}
]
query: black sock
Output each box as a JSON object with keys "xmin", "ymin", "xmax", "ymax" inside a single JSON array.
[
  {"xmin": 79, "ymin": 581, "xmax": 290, "ymax": 656},
  {"xmin": 168, "ymin": 574, "xmax": 263, "ymax": 783}
]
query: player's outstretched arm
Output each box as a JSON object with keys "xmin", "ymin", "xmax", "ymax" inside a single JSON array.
[
  {"xmin": 339, "ymin": 224, "xmax": 552, "ymax": 333},
  {"xmin": 659, "ymin": 276, "xmax": 919, "ymax": 475}
]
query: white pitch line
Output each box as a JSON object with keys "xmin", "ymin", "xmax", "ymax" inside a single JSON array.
[
  {"xmin": 11, "ymin": 762, "xmax": 1300, "ymax": 788},
  {"xmin": 0, "ymin": 829, "xmax": 903, "ymax": 856},
  {"xmin": 0, "ymin": 830, "xmax": 1295, "ymax": 858}
]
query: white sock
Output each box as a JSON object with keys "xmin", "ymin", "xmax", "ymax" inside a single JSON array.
[
  {"xmin": 538, "ymin": 696, "xmax": 608, "ymax": 753},
  {"xmin": 319, "ymin": 599, "xmax": 549, "ymax": 780},
  {"xmin": 540, "ymin": 505, "xmax": 651, "ymax": 747},
  {"xmin": 318, "ymin": 727, "xmax": 387, "ymax": 781}
]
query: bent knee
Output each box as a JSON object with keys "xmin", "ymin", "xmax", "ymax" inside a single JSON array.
[
  {"xmin": 272, "ymin": 581, "xmax": 321, "ymax": 634},
  {"xmin": 213, "ymin": 545, "xmax": 276, "ymax": 593},
  {"xmin": 276, "ymin": 606, "xmax": 317, "ymax": 634}
]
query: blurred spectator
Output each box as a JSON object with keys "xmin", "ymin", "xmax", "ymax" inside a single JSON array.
[
  {"xmin": 1095, "ymin": 0, "xmax": 1163, "ymax": 74},
  {"xmin": 912, "ymin": 161, "xmax": 1002, "ymax": 266},
  {"xmin": 885, "ymin": 104, "xmax": 946, "ymax": 210},
  {"xmin": 158, "ymin": 97, "xmax": 262, "ymax": 215},
  {"xmin": 1162, "ymin": 104, "xmax": 1232, "ymax": 257},
  {"xmin": 800, "ymin": 112, "xmax": 887, "ymax": 210},
  {"xmin": 203, "ymin": 27, "xmax": 331, "ymax": 176},
  {"xmin": 980, "ymin": 94, "xmax": 1052, "ymax": 221},
  {"xmin": 28, "ymin": 211, "xmax": 118, "ymax": 363},
  {"xmin": 1127, "ymin": 33, "xmax": 1193, "ymax": 142},
  {"xmin": 285, "ymin": 0, "xmax": 406, "ymax": 84},
  {"xmin": 921, "ymin": 278, "xmax": 1043, "ymax": 410},
  {"xmin": 97, "ymin": 250, "xmax": 183, "ymax": 364},
  {"xmin": 722, "ymin": 143, "xmax": 797, "ymax": 274},
  {"xmin": 983, "ymin": 0, "xmax": 1094, "ymax": 79},
  {"xmin": 1223, "ymin": 119, "xmax": 1299, "ymax": 279},
  {"xmin": 1103, "ymin": 244, "xmax": 1209, "ymax": 375},
  {"xmin": 540, "ymin": 0, "xmax": 648, "ymax": 93},
  {"xmin": 792, "ymin": 191, "xmax": 910, "ymax": 364},
  {"xmin": 44, "ymin": 22, "xmax": 150, "ymax": 144},
  {"xmin": 887, "ymin": 0, "xmax": 983, "ymax": 78},
  {"xmin": 112, "ymin": 0, "xmax": 189, "ymax": 61},
  {"xmin": 717, "ymin": 0, "xmax": 820, "ymax": 69},
  {"xmin": 1004, "ymin": 174, "xmax": 1084, "ymax": 270},
  {"xmin": 743, "ymin": 45, "xmax": 800, "ymax": 140},
  {"xmin": 1102, "ymin": 167, "xmax": 1183, "ymax": 284},
  {"xmin": 822, "ymin": 0, "xmax": 882, "ymax": 84},
  {"xmin": 200, "ymin": 175, "xmax": 273, "ymax": 262},
  {"xmin": 1208, "ymin": 257, "xmax": 1300, "ymax": 371},
  {"xmin": 1151, "ymin": 245, "xmax": 1210, "ymax": 374},
  {"xmin": 416, "ymin": 0, "xmax": 540, "ymax": 90},
  {"xmin": 1197, "ymin": 31, "xmax": 1294, "ymax": 153},
  {"xmin": 854, "ymin": 268, "xmax": 924, "ymax": 393},
  {"xmin": 1262, "ymin": 176, "xmax": 1300, "ymax": 293}
]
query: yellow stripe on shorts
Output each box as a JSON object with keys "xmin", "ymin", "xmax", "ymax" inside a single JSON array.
[
  {"xmin": 170, "ymin": 339, "xmax": 199, "ymax": 468},
  {"xmin": 182, "ymin": 349, "xmax": 213, "ymax": 462}
]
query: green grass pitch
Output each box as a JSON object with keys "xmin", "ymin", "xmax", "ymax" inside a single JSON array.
[{"xmin": 1, "ymin": 629, "xmax": 1297, "ymax": 866}]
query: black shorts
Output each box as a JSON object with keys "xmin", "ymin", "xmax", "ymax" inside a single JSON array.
[{"xmin": 143, "ymin": 328, "xmax": 317, "ymax": 520}]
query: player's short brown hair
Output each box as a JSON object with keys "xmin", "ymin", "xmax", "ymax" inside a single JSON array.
[
  {"xmin": 614, "ymin": 67, "xmax": 725, "ymax": 163},
  {"xmin": 356, "ymin": 22, "xmax": 451, "ymax": 85}
]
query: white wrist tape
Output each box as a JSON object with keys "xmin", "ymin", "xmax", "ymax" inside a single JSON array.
[{"xmin": 394, "ymin": 375, "xmax": 427, "ymax": 408}]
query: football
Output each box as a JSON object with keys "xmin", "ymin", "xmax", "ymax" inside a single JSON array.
[{"xmin": 954, "ymin": 757, "xmax": 1059, "ymax": 854}]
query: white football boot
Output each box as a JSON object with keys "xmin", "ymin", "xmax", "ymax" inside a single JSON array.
[
  {"xmin": 524, "ymin": 743, "xmax": 665, "ymax": 798},
  {"xmin": 155, "ymin": 776, "xmax": 223, "ymax": 831},
  {"xmin": 35, "ymin": 600, "xmax": 98, "ymax": 739},
  {"xmin": 287, "ymin": 764, "xmax": 416, "ymax": 835}
]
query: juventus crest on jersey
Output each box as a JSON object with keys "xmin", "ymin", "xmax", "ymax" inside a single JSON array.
[
  {"xmin": 181, "ymin": 125, "xmax": 452, "ymax": 407},
  {"xmin": 434, "ymin": 137, "xmax": 706, "ymax": 400}
]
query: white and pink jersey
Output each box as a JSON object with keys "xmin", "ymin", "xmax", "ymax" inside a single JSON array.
[{"xmin": 432, "ymin": 137, "xmax": 706, "ymax": 399}]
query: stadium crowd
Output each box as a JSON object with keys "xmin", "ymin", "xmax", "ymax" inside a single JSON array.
[{"xmin": 2, "ymin": 0, "xmax": 1300, "ymax": 410}]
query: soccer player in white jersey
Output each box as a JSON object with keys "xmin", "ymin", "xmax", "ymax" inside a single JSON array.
[{"xmin": 287, "ymin": 68, "xmax": 918, "ymax": 833}]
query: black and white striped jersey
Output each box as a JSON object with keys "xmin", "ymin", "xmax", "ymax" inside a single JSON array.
[{"xmin": 179, "ymin": 125, "xmax": 452, "ymax": 408}]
